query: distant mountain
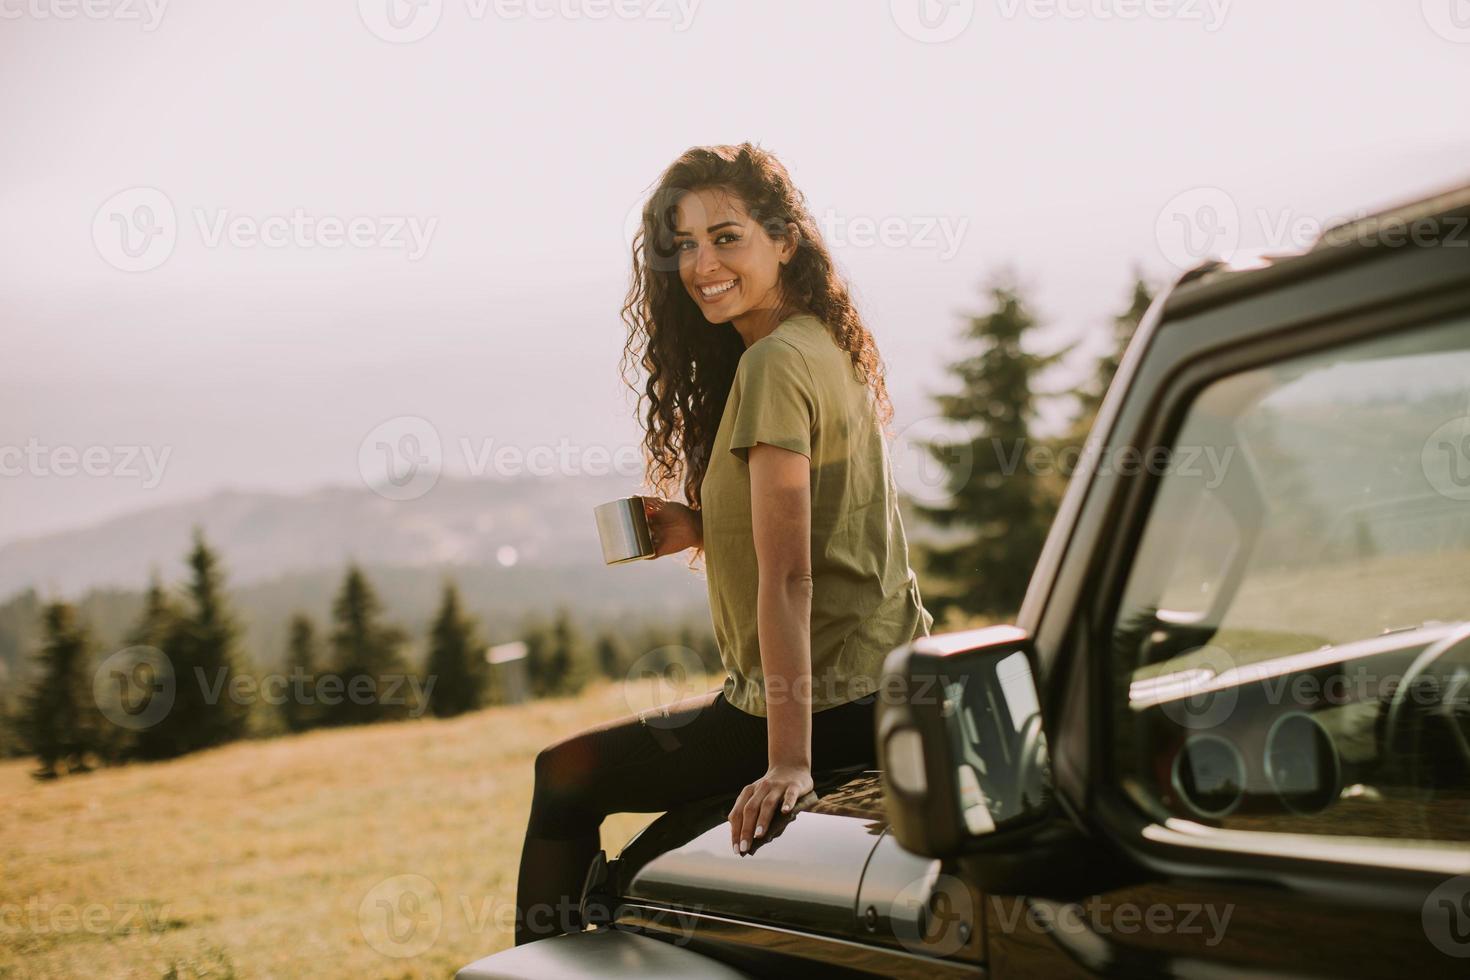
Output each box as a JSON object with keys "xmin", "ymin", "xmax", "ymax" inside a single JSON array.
[
  {"xmin": 0, "ymin": 471, "xmax": 955, "ymax": 687},
  {"xmin": 0, "ymin": 473, "xmax": 674, "ymax": 599}
]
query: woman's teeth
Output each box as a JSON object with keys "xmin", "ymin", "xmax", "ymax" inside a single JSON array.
[{"xmin": 700, "ymin": 279, "xmax": 737, "ymax": 299}]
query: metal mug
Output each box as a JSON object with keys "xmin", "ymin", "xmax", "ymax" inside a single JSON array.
[{"xmin": 594, "ymin": 496, "xmax": 656, "ymax": 565}]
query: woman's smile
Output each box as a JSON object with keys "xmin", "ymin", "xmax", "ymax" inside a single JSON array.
[{"xmin": 698, "ymin": 277, "xmax": 739, "ymax": 301}]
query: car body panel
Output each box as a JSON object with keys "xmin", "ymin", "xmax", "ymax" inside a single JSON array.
[{"xmin": 454, "ymin": 927, "xmax": 756, "ymax": 979}]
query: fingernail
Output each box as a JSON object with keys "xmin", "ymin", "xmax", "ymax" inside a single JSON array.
[
  {"xmin": 731, "ymin": 843, "xmax": 739, "ymax": 856},
  {"xmin": 754, "ymin": 825, "xmax": 763, "ymax": 838},
  {"xmin": 739, "ymin": 840, "xmax": 748, "ymax": 854}
]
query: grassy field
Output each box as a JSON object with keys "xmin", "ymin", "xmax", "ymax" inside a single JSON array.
[{"xmin": 0, "ymin": 679, "xmax": 679, "ymax": 979}]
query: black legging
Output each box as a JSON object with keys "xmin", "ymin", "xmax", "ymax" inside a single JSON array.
[{"xmin": 514, "ymin": 686, "xmax": 878, "ymax": 945}]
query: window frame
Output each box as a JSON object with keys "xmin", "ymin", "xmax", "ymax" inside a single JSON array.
[{"xmin": 1082, "ymin": 276, "xmax": 1470, "ymax": 905}]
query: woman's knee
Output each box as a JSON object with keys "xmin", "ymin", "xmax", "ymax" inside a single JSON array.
[{"xmin": 529, "ymin": 737, "xmax": 601, "ymax": 834}]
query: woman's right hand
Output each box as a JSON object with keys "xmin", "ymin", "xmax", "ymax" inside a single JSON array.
[{"xmin": 642, "ymin": 497, "xmax": 702, "ymax": 557}]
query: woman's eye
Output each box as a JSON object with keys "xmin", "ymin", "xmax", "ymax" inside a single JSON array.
[{"xmin": 675, "ymin": 234, "xmax": 739, "ymax": 251}]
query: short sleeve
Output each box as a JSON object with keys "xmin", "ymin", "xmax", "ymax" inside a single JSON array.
[{"xmin": 727, "ymin": 339, "xmax": 815, "ymax": 463}]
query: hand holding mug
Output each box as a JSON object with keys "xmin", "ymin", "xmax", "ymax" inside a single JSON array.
[{"xmin": 642, "ymin": 497, "xmax": 702, "ymax": 557}]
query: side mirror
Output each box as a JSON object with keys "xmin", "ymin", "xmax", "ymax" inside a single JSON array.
[{"xmin": 877, "ymin": 625, "xmax": 1052, "ymax": 857}]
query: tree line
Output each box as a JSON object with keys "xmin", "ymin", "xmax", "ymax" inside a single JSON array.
[{"xmin": 6, "ymin": 531, "xmax": 719, "ymax": 779}]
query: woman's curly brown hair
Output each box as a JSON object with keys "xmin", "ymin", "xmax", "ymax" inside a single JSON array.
[{"xmin": 619, "ymin": 143, "xmax": 895, "ymax": 562}]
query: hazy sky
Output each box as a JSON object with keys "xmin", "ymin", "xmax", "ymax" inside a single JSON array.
[{"xmin": 3, "ymin": 0, "xmax": 1467, "ymax": 546}]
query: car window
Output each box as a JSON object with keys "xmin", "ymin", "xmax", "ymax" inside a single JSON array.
[{"xmin": 1112, "ymin": 312, "xmax": 1470, "ymax": 850}]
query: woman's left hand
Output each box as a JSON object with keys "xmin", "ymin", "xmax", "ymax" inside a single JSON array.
[{"xmin": 728, "ymin": 763, "xmax": 814, "ymax": 854}]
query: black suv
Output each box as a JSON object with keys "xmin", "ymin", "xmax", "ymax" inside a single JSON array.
[{"xmin": 460, "ymin": 180, "xmax": 1470, "ymax": 979}]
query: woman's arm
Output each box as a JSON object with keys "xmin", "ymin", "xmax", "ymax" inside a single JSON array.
[{"xmin": 727, "ymin": 440, "xmax": 814, "ymax": 854}]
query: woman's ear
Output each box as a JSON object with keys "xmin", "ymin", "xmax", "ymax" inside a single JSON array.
[{"xmin": 777, "ymin": 222, "xmax": 800, "ymax": 267}]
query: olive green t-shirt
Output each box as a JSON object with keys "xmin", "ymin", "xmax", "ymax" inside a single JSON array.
[{"xmin": 699, "ymin": 313, "xmax": 934, "ymax": 717}]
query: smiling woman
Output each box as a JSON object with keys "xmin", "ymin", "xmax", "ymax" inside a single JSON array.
[{"xmin": 511, "ymin": 142, "xmax": 934, "ymax": 946}]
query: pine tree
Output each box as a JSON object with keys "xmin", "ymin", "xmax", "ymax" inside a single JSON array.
[
  {"xmin": 1072, "ymin": 274, "xmax": 1154, "ymax": 441},
  {"xmin": 325, "ymin": 565, "xmax": 410, "ymax": 726},
  {"xmin": 547, "ymin": 607, "xmax": 590, "ymax": 697},
  {"xmin": 423, "ymin": 582, "xmax": 486, "ymax": 718},
  {"xmin": 136, "ymin": 530, "xmax": 251, "ymax": 758},
  {"xmin": 521, "ymin": 616, "xmax": 555, "ymax": 699},
  {"xmin": 280, "ymin": 614, "xmax": 322, "ymax": 733},
  {"xmin": 96, "ymin": 573, "xmax": 178, "ymax": 763},
  {"xmin": 594, "ymin": 630, "xmax": 630, "ymax": 680},
  {"xmin": 19, "ymin": 603, "xmax": 97, "ymax": 779},
  {"xmin": 911, "ymin": 277, "xmax": 1069, "ymax": 621}
]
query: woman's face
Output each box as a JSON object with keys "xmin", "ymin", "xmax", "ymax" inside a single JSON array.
[{"xmin": 672, "ymin": 186, "xmax": 795, "ymax": 323}]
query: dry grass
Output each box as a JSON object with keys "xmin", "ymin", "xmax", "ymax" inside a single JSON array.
[{"xmin": 0, "ymin": 679, "xmax": 679, "ymax": 979}]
